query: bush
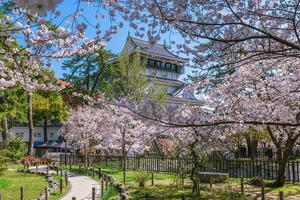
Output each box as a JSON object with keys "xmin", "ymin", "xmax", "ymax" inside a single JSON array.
[
  {"xmin": 135, "ymin": 170, "xmax": 150, "ymax": 188},
  {"xmin": 6, "ymin": 137, "xmax": 26, "ymax": 160},
  {"xmin": 0, "ymin": 152, "xmax": 9, "ymax": 172}
]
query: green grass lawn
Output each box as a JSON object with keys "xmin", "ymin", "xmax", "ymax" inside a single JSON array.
[
  {"xmin": 0, "ymin": 170, "xmax": 48, "ymax": 200},
  {"xmin": 98, "ymin": 166, "xmax": 251, "ymax": 200}
]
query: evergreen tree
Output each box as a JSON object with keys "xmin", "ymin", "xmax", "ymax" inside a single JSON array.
[{"xmin": 62, "ymin": 48, "xmax": 115, "ymax": 94}]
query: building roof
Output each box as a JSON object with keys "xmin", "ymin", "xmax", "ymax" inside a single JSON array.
[{"xmin": 128, "ymin": 36, "xmax": 189, "ymax": 63}]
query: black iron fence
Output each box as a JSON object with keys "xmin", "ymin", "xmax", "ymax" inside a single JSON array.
[{"xmin": 57, "ymin": 154, "xmax": 300, "ymax": 183}]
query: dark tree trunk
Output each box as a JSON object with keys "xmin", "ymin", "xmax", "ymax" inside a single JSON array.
[
  {"xmin": 43, "ymin": 118, "xmax": 47, "ymax": 142},
  {"xmin": 2, "ymin": 117, "xmax": 9, "ymax": 147},
  {"xmin": 245, "ymin": 135, "xmax": 258, "ymax": 159},
  {"xmin": 273, "ymin": 139, "xmax": 295, "ymax": 187},
  {"xmin": 27, "ymin": 92, "xmax": 34, "ymax": 156}
]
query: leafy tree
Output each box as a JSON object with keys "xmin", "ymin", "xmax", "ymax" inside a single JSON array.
[
  {"xmin": 32, "ymin": 91, "xmax": 69, "ymax": 142},
  {"xmin": 0, "ymin": 86, "xmax": 27, "ymax": 147},
  {"xmin": 62, "ymin": 48, "xmax": 115, "ymax": 94},
  {"xmin": 106, "ymin": 49, "xmax": 148, "ymax": 101}
]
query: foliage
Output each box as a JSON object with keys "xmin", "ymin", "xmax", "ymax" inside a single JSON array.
[
  {"xmin": 5, "ymin": 136, "xmax": 26, "ymax": 160},
  {"xmin": 135, "ymin": 170, "xmax": 150, "ymax": 188},
  {"xmin": 62, "ymin": 48, "xmax": 115, "ymax": 94},
  {"xmin": 0, "ymin": 153, "xmax": 9, "ymax": 172},
  {"xmin": 106, "ymin": 50, "xmax": 148, "ymax": 101}
]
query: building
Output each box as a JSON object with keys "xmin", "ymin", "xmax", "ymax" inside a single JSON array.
[
  {"xmin": 123, "ymin": 36, "xmax": 200, "ymax": 105},
  {"xmin": 1, "ymin": 36, "xmax": 201, "ymax": 156}
]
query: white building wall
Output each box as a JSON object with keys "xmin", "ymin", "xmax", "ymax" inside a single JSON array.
[{"xmin": 0, "ymin": 126, "xmax": 61, "ymax": 142}]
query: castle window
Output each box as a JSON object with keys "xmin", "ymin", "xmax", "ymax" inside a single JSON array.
[
  {"xmin": 165, "ymin": 63, "xmax": 171, "ymax": 70},
  {"xmin": 171, "ymin": 64, "xmax": 177, "ymax": 71},
  {"xmin": 148, "ymin": 59, "xmax": 155, "ymax": 67},
  {"xmin": 156, "ymin": 61, "xmax": 161, "ymax": 68}
]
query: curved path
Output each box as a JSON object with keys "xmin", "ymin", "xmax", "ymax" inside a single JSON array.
[
  {"xmin": 29, "ymin": 165, "xmax": 100, "ymax": 200},
  {"xmin": 60, "ymin": 173, "xmax": 100, "ymax": 200}
]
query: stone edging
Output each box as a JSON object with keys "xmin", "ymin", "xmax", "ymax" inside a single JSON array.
[
  {"xmin": 101, "ymin": 172, "xmax": 127, "ymax": 200},
  {"xmin": 18, "ymin": 168, "xmax": 59, "ymax": 200}
]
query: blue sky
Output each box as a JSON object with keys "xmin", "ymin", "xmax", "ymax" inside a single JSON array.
[{"xmin": 50, "ymin": 1, "xmax": 191, "ymax": 81}]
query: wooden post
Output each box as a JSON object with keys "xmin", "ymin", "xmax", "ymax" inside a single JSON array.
[
  {"xmin": 45, "ymin": 187, "xmax": 49, "ymax": 200},
  {"xmin": 65, "ymin": 171, "xmax": 68, "ymax": 186},
  {"xmin": 98, "ymin": 167, "xmax": 101, "ymax": 179},
  {"xmin": 20, "ymin": 186, "xmax": 24, "ymax": 200},
  {"xmin": 105, "ymin": 177, "xmax": 108, "ymax": 190},
  {"xmin": 72, "ymin": 197, "xmax": 76, "ymax": 200},
  {"xmin": 151, "ymin": 172, "xmax": 154, "ymax": 186},
  {"xmin": 279, "ymin": 191, "xmax": 284, "ymax": 200},
  {"xmin": 92, "ymin": 167, "xmax": 95, "ymax": 179},
  {"xmin": 241, "ymin": 178, "xmax": 244, "ymax": 194},
  {"xmin": 36, "ymin": 164, "xmax": 38, "ymax": 172},
  {"xmin": 47, "ymin": 164, "xmax": 49, "ymax": 175},
  {"xmin": 209, "ymin": 177, "xmax": 212, "ymax": 188},
  {"xmin": 60, "ymin": 178, "xmax": 63, "ymax": 194},
  {"xmin": 0, "ymin": 192, "xmax": 2, "ymax": 200},
  {"xmin": 261, "ymin": 182, "xmax": 265, "ymax": 200},
  {"xmin": 101, "ymin": 177, "xmax": 104, "ymax": 197},
  {"xmin": 60, "ymin": 169, "xmax": 63, "ymax": 177},
  {"xmin": 123, "ymin": 171, "xmax": 126, "ymax": 184},
  {"xmin": 56, "ymin": 167, "xmax": 59, "ymax": 175},
  {"xmin": 92, "ymin": 187, "xmax": 96, "ymax": 200}
]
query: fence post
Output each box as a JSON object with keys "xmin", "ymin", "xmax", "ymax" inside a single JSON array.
[
  {"xmin": 279, "ymin": 191, "xmax": 284, "ymax": 200},
  {"xmin": 47, "ymin": 164, "xmax": 49, "ymax": 175},
  {"xmin": 105, "ymin": 177, "xmax": 108, "ymax": 190},
  {"xmin": 65, "ymin": 171, "xmax": 68, "ymax": 186},
  {"xmin": 60, "ymin": 153, "xmax": 62, "ymax": 166},
  {"xmin": 72, "ymin": 197, "xmax": 76, "ymax": 200},
  {"xmin": 45, "ymin": 187, "xmax": 49, "ymax": 200},
  {"xmin": 209, "ymin": 176, "xmax": 212, "ymax": 188},
  {"xmin": 98, "ymin": 167, "xmax": 101, "ymax": 179},
  {"xmin": 36, "ymin": 164, "xmax": 38, "ymax": 172},
  {"xmin": 261, "ymin": 182, "xmax": 265, "ymax": 200},
  {"xmin": 101, "ymin": 177, "xmax": 104, "ymax": 197},
  {"xmin": 60, "ymin": 178, "xmax": 63, "ymax": 194},
  {"xmin": 20, "ymin": 186, "xmax": 24, "ymax": 200},
  {"xmin": 60, "ymin": 169, "xmax": 63, "ymax": 177},
  {"xmin": 241, "ymin": 178, "xmax": 244, "ymax": 194},
  {"xmin": 92, "ymin": 187, "xmax": 96, "ymax": 200},
  {"xmin": 151, "ymin": 172, "xmax": 154, "ymax": 186},
  {"xmin": 292, "ymin": 161, "xmax": 295, "ymax": 184},
  {"xmin": 123, "ymin": 171, "xmax": 126, "ymax": 184},
  {"xmin": 0, "ymin": 192, "xmax": 2, "ymax": 200}
]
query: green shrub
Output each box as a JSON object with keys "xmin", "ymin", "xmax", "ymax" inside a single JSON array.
[
  {"xmin": 135, "ymin": 170, "xmax": 150, "ymax": 188},
  {"xmin": 0, "ymin": 153, "xmax": 9, "ymax": 172},
  {"xmin": 6, "ymin": 136, "xmax": 26, "ymax": 160},
  {"xmin": 132, "ymin": 189, "xmax": 153, "ymax": 199}
]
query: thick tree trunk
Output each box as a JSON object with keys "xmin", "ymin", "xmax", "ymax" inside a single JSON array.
[
  {"xmin": 27, "ymin": 92, "xmax": 34, "ymax": 156},
  {"xmin": 43, "ymin": 118, "xmax": 47, "ymax": 142},
  {"xmin": 245, "ymin": 135, "xmax": 258, "ymax": 159},
  {"xmin": 2, "ymin": 117, "xmax": 9, "ymax": 147},
  {"xmin": 273, "ymin": 140, "xmax": 294, "ymax": 187}
]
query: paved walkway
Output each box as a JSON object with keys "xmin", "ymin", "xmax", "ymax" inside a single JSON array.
[
  {"xmin": 60, "ymin": 173, "xmax": 100, "ymax": 200},
  {"xmin": 29, "ymin": 165, "xmax": 101, "ymax": 200}
]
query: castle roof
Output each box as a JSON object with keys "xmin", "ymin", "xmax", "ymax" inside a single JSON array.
[{"xmin": 127, "ymin": 36, "xmax": 189, "ymax": 63}]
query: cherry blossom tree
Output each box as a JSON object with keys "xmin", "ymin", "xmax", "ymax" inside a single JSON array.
[{"xmin": 59, "ymin": 105, "xmax": 110, "ymax": 166}]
